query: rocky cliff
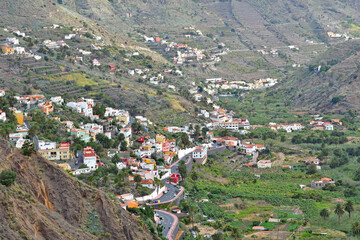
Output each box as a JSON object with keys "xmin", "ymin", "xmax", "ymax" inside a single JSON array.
[{"xmin": 0, "ymin": 139, "xmax": 156, "ymax": 240}]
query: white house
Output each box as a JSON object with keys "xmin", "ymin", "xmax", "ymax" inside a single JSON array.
[
  {"xmin": 65, "ymin": 34, "xmax": 76, "ymax": 40},
  {"xmin": 116, "ymin": 162, "xmax": 127, "ymax": 170},
  {"xmin": 192, "ymin": 145, "xmax": 208, "ymax": 165},
  {"xmin": 0, "ymin": 110, "xmax": 6, "ymax": 122},
  {"xmin": 14, "ymin": 47, "xmax": 25, "ymax": 54},
  {"xmin": 194, "ymin": 94, "xmax": 202, "ymax": 102},
  {"xmin": 6, "ymin": 37, "xmax": 19, "ymax": 45},
  {"xmin": 0, "ymin": 90, "xmax": 5, "ymax": 97},
  {"xmin": 92, "ymin": 59, "xmax": 101, "ymax": 66},
  {"xmin": 50, "ymin": 96, "xmax": 64, "ymax": 105},
  {"xmin": 257, "ymin": 160, "xmax": 272, "ymax": 168},
  {"xmin": 81, "ymin": 123, "xmax": 103, "ymax": 135},
  {"xmin": 67, "ymin": 101, "xmax": 93, "ymax": 117},
  {"xmin": 38, "ymin": 141, "xmax": 56, "ymax": 150},
  {"xmin": 119, "ymin": 127, "xmax": 132, "ymax": 139},
  {"xmin": 9, "ymin": 133, "xmax": 23, "ymax": 142},
  {"xmin": 105, "ymin": 132, "xmax": 112, "ymax": 139},
  {"xmin": 324, "ymin": 123, "xmax": 334, "ymax": 131},
  {"xmin": 83, "ymin": 147, "xmax": 97, "ymax": 170}
]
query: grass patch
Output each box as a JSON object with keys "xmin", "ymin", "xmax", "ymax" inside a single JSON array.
[
  {"xmin": 49, "ymin": 73, "xmax": 98, "ymax": 87},
  {"xmin": 237, "ymin": 206, "xmax": 273, "ymax": 219}
]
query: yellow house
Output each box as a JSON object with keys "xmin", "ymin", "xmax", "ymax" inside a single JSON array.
[
  {"xmin": 39, "ymin": 143, "xmax": 71, "ymax": 161},
  {"xmin": 2, "ymin": 46, "xmax": 15, "ymax": 55},
  {"xmin": 156, "ymin": 134, "xmax": 166, "ymax": 144},
  {"xmin": 141, "ymin": 144, "xmax": 152, "ymax": 151},
  {"xmin": 117, "ymin": 115, "xmax": 129, "ymax": 125},
  {"xmin": 144, "ymin": 158, "xmax": 156, "ymax": 168},
  {"xmin": 14, "ymin": 111, "xmax": 24, "ymax": 125}
]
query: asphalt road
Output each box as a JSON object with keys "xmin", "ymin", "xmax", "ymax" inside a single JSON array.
[
  {"xmin": 156, "ymin": 153, "xmax": 191, "ymax": 203},
  {"xmin": 156, "ymin": 210, "xmax": 175, "ymax": 239}
]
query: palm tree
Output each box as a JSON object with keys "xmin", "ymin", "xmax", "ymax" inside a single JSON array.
[
  {"xmin": 334, "ymin": 204, "xmax": 345, "ymax": 224},
  {"xmin": 320, "ymin": 208, "xmax": 330, "ymax": 221},
  {"xmin": 352, "ymin": 222, "xmax": 360, "ymax": 238},
  {"xmin": 344, "ymin": 201, "xmax": 354, "ymax": 219}
]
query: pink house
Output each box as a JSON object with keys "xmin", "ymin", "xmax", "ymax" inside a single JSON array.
[{"xmin": 162, "ymin": 141, "xmax": 170, "ymax": 152}]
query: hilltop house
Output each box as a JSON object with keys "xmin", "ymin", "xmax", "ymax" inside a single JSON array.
[{"xmin": 0, "ymin": 90, "xmax": 5, "ymax": 97}]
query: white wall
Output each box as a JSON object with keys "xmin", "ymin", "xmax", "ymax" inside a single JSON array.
[
  {"xmin": 178, "ymin": 147, "xmax": 195, "ymax": 160},
  {"xmin": 136, "ymin": 185, "xmax": 166, "ymax": 202}
]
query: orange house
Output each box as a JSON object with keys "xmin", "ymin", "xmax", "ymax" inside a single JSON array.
[
  {"xmin": 26, "ymin": 95, "xmax": 45, "ymax": 101},
  {"xmin": 41, "ymin": 102, "xmax": 54, "ymax": 115},
  {"xmin": 2, "ymin": 46, "xmax": 14, "ymax": 55}
]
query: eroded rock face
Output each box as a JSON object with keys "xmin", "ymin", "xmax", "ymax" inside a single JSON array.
[{"xmin": 0, "ymin": 139, "xmax": 156, "ymax": 240}]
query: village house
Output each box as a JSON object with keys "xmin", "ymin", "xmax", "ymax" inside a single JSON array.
[
  {"xmin": 71, "ymin": 128, "xmax": 91, "ymax": 142},
  {"xmin": 67, "ymin": 100, "xmax": 93, "ymax": 117},
  {"xmin": 331, "ymin": 119, "xmax": 342, "ymax": 126},
  {"xmin": 305, "ymin": 158, "xmax": 320, "ymax": 165},
  {"xmin": 38, "ymin": 142, "xmax": 71, "ymax": 161},
  {"xmin": 14, "ymin": 47, "xmax": 25, "ymax": 54},
  {"xmin": 16, "ymin": 139, "xmax": 30, "ymax": 149},
  {"xmin": 81, "ymin": 123, "xmax": 104, "ymax": 135},
  {"xmin": 323, "ymin": 122, "xmax": 334, "ymax": 131},
  {"xmin": 2, "ymin": 46, "xmax": 15, "ymax": 55},
  {"xmin": 16, "ymin": 124, "xmax": 29, "ymax": 136},
  {"xmin": 92, "ymin": 58, "xmax": 101, "ymax": 66},
  {"xmin": 41, "ymin": 101, "xmax": 54, "ymax": 115},
  {"xmin": 83, "ymin": 147, "xmax": 98, "ymax": 170},
  {"xmin": 192, "ymin": 145, "xmax": 208, "ymax": 165},
  {"xmin": 140, "ymin": 179, "xmax": 154, "ymax": 189},
  {"xmin": 193, "ymin": 94, "xmax": 203, "ymax": 102},
  {"xmin": 6, "ymin": 37, "xmax": 19, "ymax": 45},
  {"xmin": 43, "ymin": 40, "xmax": 59, "ymax": 49},
  {"xmin": 50, "ymin": 96, "xmax": 64, "ymax": 105},
  {"xmin": 0, "ymin": 90, "xmax": 5, "ymax": 97},
  {"xmin": 280, "ymin": 123, "xmax": 305, "ymax": 133},
  {"xmin": 9, "ymin": 133, "xmax": 24, "ymax": 143},
  {"xmin": 311, "ymin": 177, "xmax": 335, "ymax": 188},
  {"xmin": 257, "ymin": 160, "xmax": 272, "ymax": 168},
  {"xmin": 62, "ymin": 121, "xmax": 74, "ymax": 130},
  {"xmin": 0, "ymin": 110, "xmax": 6, "ymax": 122}
]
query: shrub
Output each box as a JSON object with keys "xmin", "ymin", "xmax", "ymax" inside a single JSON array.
[{"xmin": 0, "ymin": 170, "xmax": 17, "ymax": 186}]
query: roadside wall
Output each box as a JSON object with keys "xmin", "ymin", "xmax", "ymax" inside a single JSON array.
[{"xmin": 136, "ymin": 185, "xmax": 166, "ymax": 202}]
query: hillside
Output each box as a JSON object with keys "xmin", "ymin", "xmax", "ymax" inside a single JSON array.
[
  {"xmin": 0, "ymin": 138, "xmax": 157, "ymax": 240},
  {"xmin": 274, "ymin": 40, "xmax": 360, "ymax": 113},
  {"xmin": 2, "ymin": 0, "xmax": 360, "ymax": 112}
]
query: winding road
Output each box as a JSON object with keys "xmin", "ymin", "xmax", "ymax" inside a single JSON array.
[{"xmin": 152, "ymin": 153, "xmax": 192, "ymax": 239}]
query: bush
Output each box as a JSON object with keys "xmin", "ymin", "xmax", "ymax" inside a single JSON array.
[{"xmin": 0, "ymin": 170, "xmax": 17, "ymax": 186}]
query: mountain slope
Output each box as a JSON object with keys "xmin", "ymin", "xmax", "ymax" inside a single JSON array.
[
  {"xmin": 0, "ymin": 139, "xmax": 156, "ymax": 240},
  {"xmin": 274, "ymin": 40, "xmax": 360, "ymax": 112}
]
